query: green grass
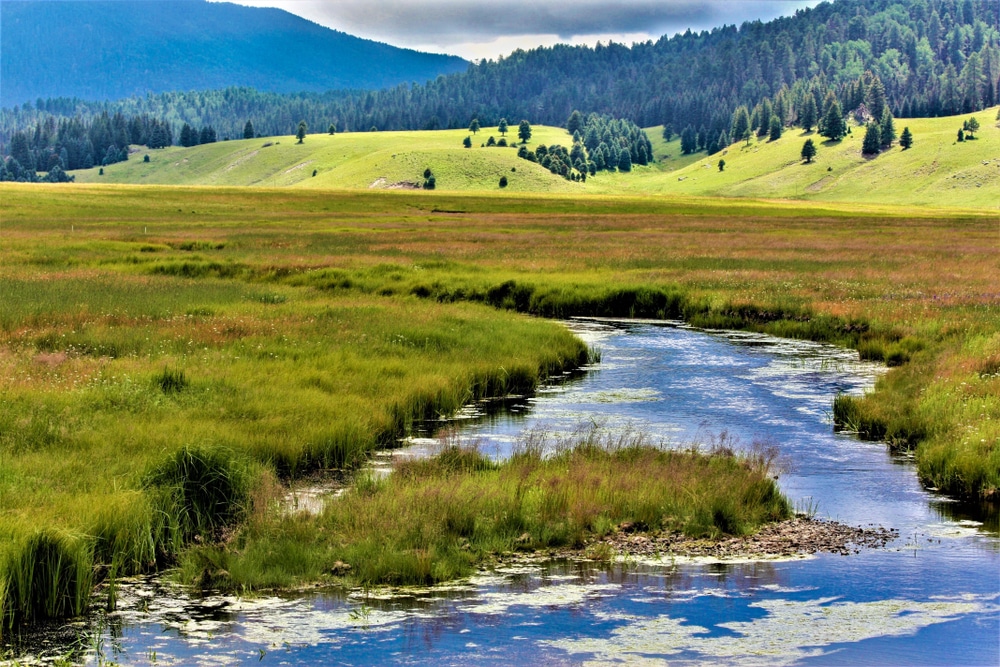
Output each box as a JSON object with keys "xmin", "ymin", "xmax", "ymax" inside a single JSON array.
[
  {"xmin": 69, "ymin": 110, "xmax": 1000, "ymax": 209},
  {"xmin": 179, "ymin": 433, "xmax": 790, "ymax": 591},
  {"xmin": 75, "ymin": 126, "xmax": 584, "ymax": 193},
  {"xmin": 0, "ymin": 182, "xmax": 996, "ymax": 631}
]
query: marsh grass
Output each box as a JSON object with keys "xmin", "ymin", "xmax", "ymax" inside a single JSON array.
[
  {"xmin": 0, "ymin": 183, "xmax": 996, "ymax": 630},
  {"xmin": 185, "ymin": 432, "xmax": 790, "ymax": 591}
]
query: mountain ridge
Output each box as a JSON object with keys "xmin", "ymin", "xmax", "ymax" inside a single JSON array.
[{"xmin": 0, "ymin": 0, "xmax": 468, "ymax": 106}]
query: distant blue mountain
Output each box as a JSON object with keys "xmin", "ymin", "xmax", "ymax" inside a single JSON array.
[{"xmin": 0, "ymin": 0, "xmax": 468, "ymax": 106}]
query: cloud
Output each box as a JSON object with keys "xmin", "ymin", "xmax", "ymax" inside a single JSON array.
[{"xmin": 224, "ymin": 1, "xmax": 820, "ymax": 59}]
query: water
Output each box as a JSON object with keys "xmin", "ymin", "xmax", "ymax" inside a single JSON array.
[{"xmin": 7, "ymin": 320, "xmax": 999, "ymax": 665}]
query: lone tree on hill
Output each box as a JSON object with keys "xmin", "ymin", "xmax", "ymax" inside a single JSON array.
[
  {"xmin": 469, "ymin": 119, "xmax": 480, "ymax": 134},
  {"xmin": 820, "ymin": 101, "xmax": 846, "ymax": 141},
  {"xmin": 463, "ymin": 136, "xmax": 472, "ymax": 148},
  {"xmin": 296, "ymin": 120, "xmax": 307, "ymax": 144},
  {"xmin": 963, "ymin": 117, "xmax": 980, "ymax": 139},
  {"xmin": 899, "ymin": 127, "xmax": 913, "ymax": 150},
  {"xmin": 243, "ymin": 120, "xmax": 255, "ymax": 139},
  {"xmin": 862, "ymin": 123, "xmax": 881, "ymax": 155},
  {"xmin": 518, "ymin": 120, "xmax": 532, "ymax": 144},
  {"xmin": 498, "ymin": 118, "xmax": 508, "ymax": 136},
  {"xmin": 328, "ymin": 123, "xmax": 336, "ymax": 135},
  {"xmin": 801, "ymin": 138, "xmax": 817, "ymax": 163},
  {"xmin": 499, "ymin": 175, "xmax": 508, "ymax": 188},
  {"xmin": 718, "ymin": 158, "xmax": 726, "ymax": 171}
]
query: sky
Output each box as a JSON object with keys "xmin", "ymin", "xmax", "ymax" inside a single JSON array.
[{"xmin": 219, "ymin": 1, "xmax": 823, "ymax": 61}]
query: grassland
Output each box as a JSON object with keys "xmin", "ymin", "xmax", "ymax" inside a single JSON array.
[
  {"xmin": 70, "ymin": 109, "xmax": 1000, "ymax": 210},
  {"xmin": 0, "ymin": 181, "xmax": 997, "ymax": 631}
]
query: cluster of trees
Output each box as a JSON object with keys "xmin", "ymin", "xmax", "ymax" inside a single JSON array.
[
  {"xmin": 516, "ymin": 112, "xmax": 652, "ymax": 180},
  {"xmin": 957, "ymin": 115, "xmax": 981, "ymax": 140},
  {"xmin": 0, "ymin": 111, "xmax": 176, "ymax": 179},
  {"xmin": 178, "ymin": 123, "xmax": 218, "ymax": 147}
]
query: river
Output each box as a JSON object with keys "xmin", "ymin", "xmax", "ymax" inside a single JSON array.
[{"xmin": 8, "ymin": 320, "xmax": 999, "ymax": 665}]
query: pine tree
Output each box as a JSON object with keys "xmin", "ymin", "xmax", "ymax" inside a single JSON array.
[
  {"xmin": 498, "ymin": 119, "xmax": 508, "ymax": 136},
  {"xmin": 566, "ymin": 110, "xmax": 584, "ymax": 135},
  {"xmin": 328, "ymin": 123, "xmax": 336, "ymax": 135},
  {"xmin": 718, "ymin": 159, "xmax": 725, "ymax": 172},
  {"xmin": 862, "ymin": 123, "xmax": 881, "ymax": 155},
  {"xmin": 879, "ymin": 107, "xmax": 895, "ymax": 147},
  {"xmin": 296, "ymin": 120, "xmax": 307, "ymax": 143},
  {"xmin": 899, "ymin": 127, "xmax": 913, "ymax": 150},
  {"xmin": 801, "ymin": 138, "xmax": 817, "ymax": 163},
  {"xmin": 769, "ymin": 115, "xmax": 783, "ymax": 141},
  {"xmin": 820, "ymin": 101, "xmax": 846, "ymax": 141},
  {"xmin": 463, "ymin": 136, "xmax": 472, "ymax": 148},
  {"xmin": 800, "ymin": 96, "xmax": 818, "ymax": 132},
  {"xmin": 517, "ymin": 120, "xmax": 532, "ymax": 144},
  {"xmin": 469, "ymin": 119, "xmax": 480, "ymax": 134},
  {"xmin": 964, "ymin": 117, "xmax": 980, "ymax": 139},
  {"xmin": 730, "ymin": 106, "xmax": 751, "ymax": 145},
  {"xmin": 243, "ymin": 120, "xmax": 255, "ymax": 140}
]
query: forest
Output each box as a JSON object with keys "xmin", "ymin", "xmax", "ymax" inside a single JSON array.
[{"xmin": 1, "ymin": 0, "xmax": 999, "ymax": 176}]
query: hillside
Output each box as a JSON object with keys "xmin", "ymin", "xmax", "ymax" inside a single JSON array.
[
  {"xmin": 0, "ymin": 0, "xmax": 466, "ymax": 107},
  {"xmin": 71, "ymin": 110, "xmax": 1000, "ymax": 210}
]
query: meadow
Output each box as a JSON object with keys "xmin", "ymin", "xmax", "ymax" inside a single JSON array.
[
  {"xmin": 71, "ymin": 107, "xmax": 1000, "ymax": 211},
  {"xmin": 0, "ymin": 181, "xmax": 997, "ymax": 631}
]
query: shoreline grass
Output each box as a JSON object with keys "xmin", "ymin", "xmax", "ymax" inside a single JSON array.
[
  {"xmin": 178, "ymin": 433, "xmax": 790, "ymax": 591},
  {"xmin": 1, "ymin": 183, "xmax": 996, "ymax": 631}
]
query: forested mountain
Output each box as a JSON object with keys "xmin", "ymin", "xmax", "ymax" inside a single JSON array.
[
  {"xmin": 0, "ymin": 0, "xmax": 467, "ymax": 107},
  {"xmin": 2, "ymin": 0, "xmax": 999, "ymax": 168}
]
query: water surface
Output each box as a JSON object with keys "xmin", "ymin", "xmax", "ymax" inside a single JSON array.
[{"xmin": 8, "ymin": 320, "xmax": 999, "ymax": 665}]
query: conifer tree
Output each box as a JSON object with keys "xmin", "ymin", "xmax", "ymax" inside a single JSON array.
[
  {"xmin": 899, "ymin": 127, "xmax": 913, "ymax": 150},
  {"xmin": 296, "ymin": 120, "xmax": 307, "ymax": 143},
  {"xmin": 862, "ymin": 123, "xmax": 881, "ymax": 154},
  {"xmin": 498, "ymin": 118, "xmax": 508, "ymax": 136},
  {"xmin": 820, "ymin": 101, "xmax": 846, "ymax": 141},
  {"xmin": 469, "ymin": 119, "xmax": 480, "ymax": 134},
  {"xmin": 800, "ymin": 96, "xmax": 818, "ymax": 131},
  {"xmin": 517, "ymin": 120, "xmax": 532, "ymax": 144},
  {"xmin": 243, "ymin": 120, "xmax": 255, "ymax": 140},
  {"xmin": 769, "ymin": 115, "xmax": 783, "ymax": 141},
  {"xmin": 801, "ymin": 138, "xmax": 816, "ymax": 163},
  {"xmin": 879, "ymin": 107, "xmax": 895, "ymax": 147}
]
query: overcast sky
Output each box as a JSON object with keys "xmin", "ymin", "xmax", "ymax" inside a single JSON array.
[{"xmin": 221, "ymin": 1, "xmax": 822, "ymax": 61}]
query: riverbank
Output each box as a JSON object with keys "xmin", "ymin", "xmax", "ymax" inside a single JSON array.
[{"xmin": 1, "ymin": 185, "xmax": 996, "ymax": 630}]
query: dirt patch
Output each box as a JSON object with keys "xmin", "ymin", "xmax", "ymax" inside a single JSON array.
[
  {"xmin": 806, "ymin": 176, "xmax": 833, "ymax": 193},
  {"xmin": 224, "ymin": 150, "xmax": 259, "ymax": 172},
  {"xmin": 566, "ymin": 516, "xmax": 898, "ymax": 560},
  {"xmin": 283, "ymin": 161, "xmax": 314, "ymax": 175},
  {"xmin": 369, "ymin": 177, "xmax": 420, "ymax": 190}
]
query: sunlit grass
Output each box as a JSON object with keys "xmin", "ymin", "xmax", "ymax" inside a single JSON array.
[{"xmin": 0, "ymin": 182, "xmax": 997, "ymax": 630}]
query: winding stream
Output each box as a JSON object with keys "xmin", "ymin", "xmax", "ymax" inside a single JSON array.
[{"xmin": 8, "ymin": 320, "xmax": 999, "ymax": 666}]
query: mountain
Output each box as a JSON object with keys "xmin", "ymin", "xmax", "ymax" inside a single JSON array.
[{"xmin": 0, "ymin": 0, "xmax": 467, "ymax": 107}]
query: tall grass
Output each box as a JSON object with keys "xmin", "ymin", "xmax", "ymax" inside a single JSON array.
[
  {"xmin": 180, "ymin": 433, "xmax": 790, "ymax": 591},
  {"xmin": 1, "ymin": 184, "xmax": 996, "ymax": 629}
]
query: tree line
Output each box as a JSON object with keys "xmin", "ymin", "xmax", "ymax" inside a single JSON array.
[{"xmin": 2, "ymin": 0, "xmax": 998, "ymax": 171}]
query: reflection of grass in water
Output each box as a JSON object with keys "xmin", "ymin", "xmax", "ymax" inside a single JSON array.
[{"xmin": 180, "ymin": 430, "xmax": 790, "ymax": 591}]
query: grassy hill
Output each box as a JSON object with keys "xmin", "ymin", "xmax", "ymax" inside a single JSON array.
[{"xmin": 72, "ymin": 110, "xmax": 1000, "ymax": 209}]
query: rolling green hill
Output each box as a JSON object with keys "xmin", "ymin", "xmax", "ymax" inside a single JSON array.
[{"xmin": 72, "ymin": 110, "xmax": 1000, "ymax": 209}]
